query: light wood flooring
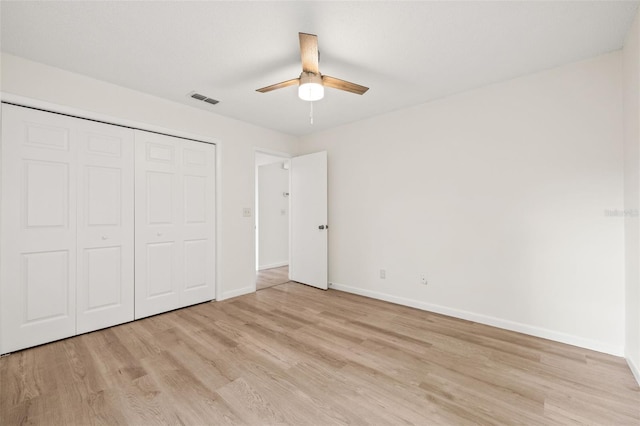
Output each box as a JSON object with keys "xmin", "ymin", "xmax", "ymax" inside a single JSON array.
[
  {"xmin": 1, "ymin": 283, "xmax": 639, "ymax": 425},
  {"xmin": 256, "ymin": 266, "xmax": 289, "ymax": 291}
]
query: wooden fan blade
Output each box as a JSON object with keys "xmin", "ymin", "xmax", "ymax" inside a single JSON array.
[
  {"xmin": 322, "ymin": 75, "xmax": 369, "ymax": 95},
  {"xmin": 256, "ymin": 78, "xmax": 299, "ymax": 93},
  {"xmin": 299, "ymin": 32, "xmax": 319, "ymax": 74}
]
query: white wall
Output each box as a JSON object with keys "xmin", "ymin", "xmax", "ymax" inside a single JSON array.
[
  {"xmin": 258, "ymin": 162, "xmax": 289, "ymax": 269},
  {"xmin": 298, "ymin": 52, "xmax": 625, "ymax": 355},
  {"xmin": 623, "ymin": 10, "xmax": 640, "ymax": 382},
  {"xmin": 0, "ymin": 53, "xmax": 297, "ymax": 301}
]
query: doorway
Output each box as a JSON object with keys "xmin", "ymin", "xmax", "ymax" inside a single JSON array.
[{"xmin": 255, "ymin": 150, "xmax": 291, "ymax": 291}]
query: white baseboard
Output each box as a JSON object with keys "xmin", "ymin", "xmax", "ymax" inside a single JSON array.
[
  {"xmin": 627, "ymin": 356, "xmax": 640, "ymax": 386},
  {"xmin": 258, "ymin": 262, "xmax": 289, "ymax": 271},
  {"xmin": 329, "ymin": 282, "xmax": 624, "ymax": 357},
  {"xmin": 219, "ymin": 285, "xmax": 254, "ymax": 301}
]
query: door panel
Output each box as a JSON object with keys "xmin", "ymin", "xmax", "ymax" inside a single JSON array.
[
  {"xmin": 147, "ymin": 171, "xmax": 175, "ymax": 224},
  {"xmin": 147, "ymin": 143, "xmax": 175, "ymax": 163},
  {"xmin": 84, "ymin": 247, "xmax": 121, "ymax": 310},
  {"xmin": 86, "ymin": 166, "xmax": 121, "ymax": 226},
  {"xmin": 24, "ymin": 123, "xmax": 69, "ymax": 150},
  {"xmin": 184, "ymin": 239, "xmax": 207, "ymax": 290},
  {"xmin": 146, "ymin": 242, "xmax": 175, "ymax": 297},
  {"xmin": 86, "ymin": 133, "xmax": 122, "ymax": 157},
  {"xmin": 23, "ymin": 250, "xmax": 70, "ymax": 323},
  {"xmin": 184, "ymin": 175, "xmax": 207, "ymax": 223},
  {"xmin": 25, "ymin": 160, "xmax": 69, "ymax": 227},
  {"xmin": 1, "ymin": 105, "xmax": 77, "ymax": 353},
  {"xmin": 76, "ymin": 119, "xmax": 134, "ymax": 334},
  {"xmin": 290, "ymin": 151, "xmax": 328, "ymax": 290}
]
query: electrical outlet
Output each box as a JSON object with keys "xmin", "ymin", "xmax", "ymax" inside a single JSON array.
[
  {"xmin": 379, "ymin": 269, "xmax": 386, "ymax": 279},
  {"xmin": 421, "ymin": 273, "xmax": 428, "ymax": 285}
]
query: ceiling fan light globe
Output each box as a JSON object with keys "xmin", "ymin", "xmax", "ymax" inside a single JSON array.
[{"xmin": 298, "ymin": 82, "xmax": 324, "ymax": 101}]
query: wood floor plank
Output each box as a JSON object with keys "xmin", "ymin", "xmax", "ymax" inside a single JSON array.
[{"xmin": 1, "ymin": 282, "xmax": 638, "ymax": 425}]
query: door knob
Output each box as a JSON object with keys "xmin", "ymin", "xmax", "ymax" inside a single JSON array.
[
  {"xmin": 318, "ymin": 225, "xmax": 325, "ymax": 230},
  {"xmin": 157, "ymin": 232, "xmax": 162, "ymax": 236},
  {"xmin": 101, "ymin": 236, "xmax": 108, "ymax": 240}
]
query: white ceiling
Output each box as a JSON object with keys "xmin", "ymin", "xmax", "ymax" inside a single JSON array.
[{"xmin": 1, "ymin": 1, "xmax": 638, "ymax": 136}]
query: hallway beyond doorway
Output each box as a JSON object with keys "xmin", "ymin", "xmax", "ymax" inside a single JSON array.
[{"xmin": 256, "ymin": 266, "xmax": 289, "ymax": 291}]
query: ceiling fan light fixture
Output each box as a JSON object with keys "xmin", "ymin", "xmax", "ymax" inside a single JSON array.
[
  {"xmin": 298, "ymin": 72, "xmax": 324, "ymax": 101},
  {"xmin": 255, "ymin": 33, "xmax": 369, "ymax": 103}
]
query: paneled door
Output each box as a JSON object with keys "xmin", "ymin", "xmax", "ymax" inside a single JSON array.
[
  {"xmin": 290, "ymin": 151, "xmax": 328, "ymax": 290},
  {"xmin": 134, "ymin": 131, "xmax": 215, "ymax": 319},
  {"xmin": 1, "ymin": 104, "xmax": 78, "ymax": 353},
  {"xmin": 76, "ymin": 120, "xmax": 134, "ymax": 334}
]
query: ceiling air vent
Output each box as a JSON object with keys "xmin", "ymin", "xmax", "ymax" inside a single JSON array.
[{"xmin": 188, "ymin": 91, "xmax": 219, "ymax": 105}]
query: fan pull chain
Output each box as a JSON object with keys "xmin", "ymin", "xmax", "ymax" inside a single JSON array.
[{"xmin": 310, "ymin": 101, "xmax": 314, "ymax": 125}]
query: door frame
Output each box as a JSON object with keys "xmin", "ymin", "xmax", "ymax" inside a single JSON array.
[
  {"xmin": 254, "ymin": 148, "xmax": 292, "ymax": 291},
  {"xmin": 0, "ymin": 93, "xmax": 223, "ymax": 303}
]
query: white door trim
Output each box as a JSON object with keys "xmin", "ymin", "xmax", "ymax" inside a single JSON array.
[{"xmin": 0, "ymin": 93, "xmax": 220, "ymax": 144}]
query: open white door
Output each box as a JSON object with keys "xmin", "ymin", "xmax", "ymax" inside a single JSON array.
[{"xmin": 290, "ymin": 151, "xmax": 328, "ymax": 290}]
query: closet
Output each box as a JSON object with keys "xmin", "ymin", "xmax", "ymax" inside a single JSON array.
[{"xmin": 0, "ymin": 104, "xmax": 216, "ymax": 354}]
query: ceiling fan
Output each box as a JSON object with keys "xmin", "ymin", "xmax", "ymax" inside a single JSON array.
[{"xmin": 256, "ymin": 32, "xmax": 369, "ymax": 102}]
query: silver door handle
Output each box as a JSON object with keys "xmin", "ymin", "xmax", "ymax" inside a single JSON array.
[{"xmin": 101, "ymin": 236, "xmax": 108, "ymax": 240}]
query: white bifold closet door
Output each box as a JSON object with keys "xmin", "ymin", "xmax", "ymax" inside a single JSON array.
[
  {"xmin": 0, "ymin": 104, "xmax": 134, "ymax": 353},
  {"xmin": 134, "ymin": 130, "xmax": 216, "ymax": 319},
  {"xmin": 75, "ymin": 118, "xmax": 134, "ymax": 334}
]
